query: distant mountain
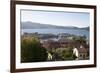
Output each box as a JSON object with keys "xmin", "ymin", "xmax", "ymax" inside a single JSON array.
[
  {"xmin": 21, "ymin": 21, "xmax": 89, "ymax": 30},
  {"xmin": 79, "ymin": 27, "xmax": 89, "ymax": 31},
  {"xmin": 21, "ymin": 21, "xmax": 60, "ymax": 29}
]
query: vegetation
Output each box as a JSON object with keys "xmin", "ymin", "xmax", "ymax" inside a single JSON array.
[
  {"xmin": 21, "ymin": 34, "xmax": 88, "ymax": 62},
  {"xmin": 72, "ymin": 35, "xmax": 87, "ymax": 44},
  {"xmin": 53, "ymin": 47, "xmax": 75, "ymax": 60},
  {"xmin": 21, "ymin": 36, "xmax": 48, "ymax": 62}
]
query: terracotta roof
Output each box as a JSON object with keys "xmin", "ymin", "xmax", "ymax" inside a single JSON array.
[{"xmin": 58, "ymin": 38, "xmax": 73, "ymax": 43}]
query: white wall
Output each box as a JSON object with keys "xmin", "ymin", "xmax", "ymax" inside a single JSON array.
[{"xmin": 0, "ymin": 0, "xmax": 100, "ymax": 73}]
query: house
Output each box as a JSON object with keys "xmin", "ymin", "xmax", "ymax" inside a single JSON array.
[
  {"xmin": 58, "ymin": 38, "xmax": 74, "ymax": 48},
  {"xmin": 73, "ymin": 45, "xmax": 88, "ymax": 60},
  {"xmin": 42, "ymin": 39, "xmax": 60, "ymax": 51},
  {"xmin": 47, "ymin": 51, "xmax": 53, "ymax": 61},
  {"xmin": 42, "ymin": 38, "xmax": 74, "ymax": 50}
]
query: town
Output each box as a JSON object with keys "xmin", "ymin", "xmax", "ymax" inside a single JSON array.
[{"xmin": 21, "ymin": 32, "xmax": 89, "ymax": 62}]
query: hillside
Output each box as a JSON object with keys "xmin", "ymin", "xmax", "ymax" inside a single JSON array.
[{"xmin": 21, "ymin": 21, "xmax": 89, "ymax": 30}]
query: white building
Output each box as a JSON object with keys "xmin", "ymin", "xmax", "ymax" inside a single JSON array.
[{"xmin": 73, "ymin": 45, "xmax": 88, "ymax": 60}]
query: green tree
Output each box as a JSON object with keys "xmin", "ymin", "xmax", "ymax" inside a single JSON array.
[
  {"xmin": 72, "ymin": 35, "xmax": 87, "ymax": 45},
  {"xmin": 55, "ymin": 47, "xmax": 74, "ymax": 60},
  {"xmin": 21, "ymin": 36, "xmax": 48, "ymax": 62}
]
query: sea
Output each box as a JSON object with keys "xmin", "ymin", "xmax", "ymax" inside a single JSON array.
[{"xmin": 21, "ymin": 28, "xmax": 89, "ymax": 39}]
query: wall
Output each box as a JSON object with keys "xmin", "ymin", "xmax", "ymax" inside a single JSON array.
[{"xmin": 0, "ymin": 0, "xmax": 100, "ymax": 73}]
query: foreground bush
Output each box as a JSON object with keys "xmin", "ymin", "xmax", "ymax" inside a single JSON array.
[{"xmin": 21, "ymin": 36, "xmax": 48, "ymax": 62}]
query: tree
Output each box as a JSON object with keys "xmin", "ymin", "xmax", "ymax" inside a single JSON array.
[
  {"xmin": 55, "ymin": 47, "xmax": 74, "ymax": 60},
  {"xmin": 72, "ymin": 35, "xmax": 87, "ymax": 45},
  {"xmin": 21, "ymin": 36, "xmax": 48, "ymax": 62}
]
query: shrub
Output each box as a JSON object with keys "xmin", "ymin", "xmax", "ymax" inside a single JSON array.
[{"xmin": 21, "ymin": 36, "xmax": 48, "ymax": 62}]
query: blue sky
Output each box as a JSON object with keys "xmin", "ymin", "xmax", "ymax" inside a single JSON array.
[{"xmin": 21, "ymin": 10, "xmax": 90, "ymax": 28}]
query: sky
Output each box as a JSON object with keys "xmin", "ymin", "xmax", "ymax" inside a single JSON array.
[{"xmin": 21, "ymin": 10, "xmax": 90, "ymax": 28}]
